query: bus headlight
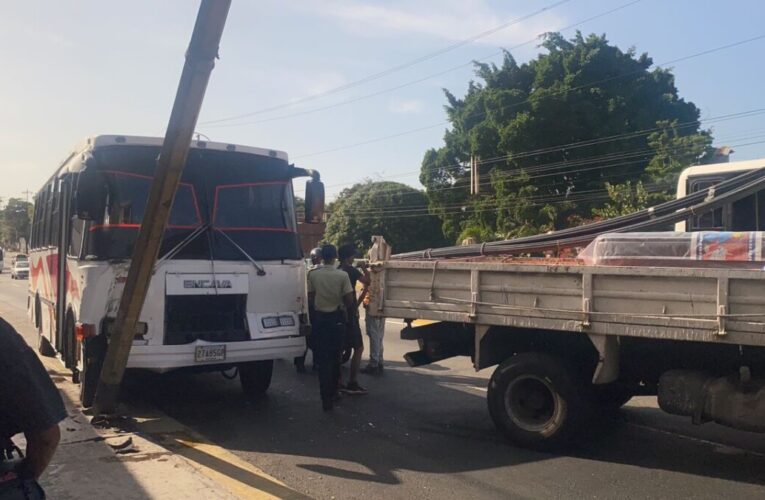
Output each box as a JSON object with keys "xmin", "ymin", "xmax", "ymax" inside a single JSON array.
[{"xmin": 261, "ymin": 315, "xmax": 296, "ymax": 328}]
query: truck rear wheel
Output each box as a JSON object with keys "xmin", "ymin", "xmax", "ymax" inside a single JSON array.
[
  {"xmin": 487, "ymin": 352, "xmax": 587, "ymax": 450},
  {"xmin": 239, "ymin": 360, "xmax": 274, "ymax": 398}
]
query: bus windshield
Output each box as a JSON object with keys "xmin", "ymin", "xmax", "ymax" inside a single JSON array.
[
  {"xmin": 97, "ymin": 171, "xmax": 201, "ymax": 230},
  {"xmin": 83, "ymin": 145, "xmax": 301, "ymax": 261}
]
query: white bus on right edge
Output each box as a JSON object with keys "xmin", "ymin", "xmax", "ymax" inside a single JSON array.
[{"xmin": 675, "ymin": 157, "xmax": 765, "ymax": 232}]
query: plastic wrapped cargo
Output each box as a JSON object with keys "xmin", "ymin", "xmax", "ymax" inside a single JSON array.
[{"xmin": 578, "ymin": 232, "xmax": 765, "ymax": 267}]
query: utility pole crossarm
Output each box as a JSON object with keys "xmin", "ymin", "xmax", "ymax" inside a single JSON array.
[{"xmin": 93, "ymin": 0, "xmax": 232, "ymax": 415}]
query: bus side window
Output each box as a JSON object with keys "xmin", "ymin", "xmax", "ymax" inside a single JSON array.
[
  {"xmin": 688, "ymin": 178, "xmax": 723, "ymax": 230},
  {"xmin": 38, "ymin": 188, "xmax": 50, "ymax": 247},
  {"xmin": 51, "ymin": 179, "xmax": 61, "ymax": 247},
  {"xmin": 729, "ymin": 190, "xmax": 765, "ymax": 231},
  {"xmin": 69, "ymin": 218, "xmax": 84, "ymax": 258},
  {"xmin": 30, "ymin": 194, "xmax": 39, "ymax": 249}
]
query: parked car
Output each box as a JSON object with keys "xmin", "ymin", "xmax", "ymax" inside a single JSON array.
[
  {"xmin": 11, "ymin": 260, "xmax": 29, "ymax": 280},
  {"xmin": 11, "ymin": 254, "xmax": 27, "ymax": 266}
]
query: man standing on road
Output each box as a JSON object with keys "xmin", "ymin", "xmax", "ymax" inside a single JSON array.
[
  {"xmin": 337, "ymin": 244, "xmax": 369, "ymax": 395},
  {"xmin": 0, "ymin": 317, "xmax": 66, "ymax": 498},
  {"xmin": 362, "ymin": 239, "xmax": 387, "ymax": 375},
  {"xmin": 307, "ymin": 245, "xmax": 356, "ymax": 411},
  {"xmin": 361, "ymin": 298, "xmax": 386, "ymax": 375},
  {"xmin": 295, "ymin": 247, "xmax": 323, "ymax": 373}
]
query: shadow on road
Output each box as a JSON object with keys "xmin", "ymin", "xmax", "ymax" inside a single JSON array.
[{"xmin": 120, "ymin": 358, "xmax": 765, "ymax": 489}]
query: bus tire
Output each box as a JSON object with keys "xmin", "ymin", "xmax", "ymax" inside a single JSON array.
[
  {"xmin": 487, "ymin": 352, "xmax": 587, "ymax": 450},
  {"xmin": 80, "ymin": 335, "xmax": 107, "ymax": 409},
  {"xmin": 239, "ymin": 360, "xmax": 273, "ymax": 398}
]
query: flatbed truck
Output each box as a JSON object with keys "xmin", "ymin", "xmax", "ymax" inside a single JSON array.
[{"xmin": 367, "ymin": 158, "xmax": 765, "ymax": 449}]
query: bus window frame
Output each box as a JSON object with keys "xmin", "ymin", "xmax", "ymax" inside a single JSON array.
[{"xmin": 88, "ymin": 170, "xmax": 203, "ymax": 232}]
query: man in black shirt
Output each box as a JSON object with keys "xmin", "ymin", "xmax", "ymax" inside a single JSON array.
[
  {"xmin": 0, "ymin": 317, "xmax": 66, "ymax": 495},
  {"xmin": 337, "ymin": 244, "xmax": 370, "ymax": 395}
]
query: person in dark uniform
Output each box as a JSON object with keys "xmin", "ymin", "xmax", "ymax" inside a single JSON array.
[
  {"xmin": 337, "ymin": 244, "xmax": 370, "ymax": 395},
  {"xmin": 307, "ymin": 245, "xmax": 356, "ymax": 411},
  {"xmin": 295, "ymin": 247, "xmax": 324, "ymax": 373},
  {"xmin": 0, "ymin": 317, "xmax": 66, "ymax": 498}
]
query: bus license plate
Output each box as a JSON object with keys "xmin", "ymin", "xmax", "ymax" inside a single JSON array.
[{"xmin": 195, "ymin": 345, "xmax": 226, "ymax": 362}]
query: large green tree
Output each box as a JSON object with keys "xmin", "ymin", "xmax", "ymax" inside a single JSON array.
[
  {"xmin": 421, "ymin": 32, "xmax": 713, "ymax": 243},
  {"xmin": 324, "ymin": 181, "xmax": 447, "ymax": 254},
  {"xmin": 1, "ymin": 198, "xmax": 33, "ymax": 248}
]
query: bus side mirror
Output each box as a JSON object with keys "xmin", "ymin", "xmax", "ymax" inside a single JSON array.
[
  {"xmin": 304, "ymin": 177, "xmax": 325, "ymax": 223},
  {"xmin": 75, "ymin": 171, "xmax": 107, "ymax": 221}
]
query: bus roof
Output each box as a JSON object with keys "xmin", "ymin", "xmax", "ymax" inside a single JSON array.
[
  {"xmin": 42, "ymin": 135, "xmax": 292, "ymax": 191},
  {"xmin": 676, "ymin": 157, "xmax": 765, "ymax": 198},
  {"xmin": 80, "ymin": 135, "xmax": 289, "ymax": 161}
]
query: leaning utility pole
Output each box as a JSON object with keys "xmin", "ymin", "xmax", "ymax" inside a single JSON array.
[{"xmin": 93, "ymin": 0, "xmax": 231, "ymax": 415}]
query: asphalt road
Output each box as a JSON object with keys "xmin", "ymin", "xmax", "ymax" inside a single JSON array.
[{"xmin": 2, "ymin": 259, "xmax": 765, "ymax": 499}]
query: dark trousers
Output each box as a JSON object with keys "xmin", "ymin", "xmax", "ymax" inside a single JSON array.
[{"xmin": 313, "ymin": 311, "xmax": 345, "ymax": 403}]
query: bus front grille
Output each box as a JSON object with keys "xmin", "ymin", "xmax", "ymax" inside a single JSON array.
[{"xmin": 164, "ymin": 294, "xmax": 250, "ymax": 345}]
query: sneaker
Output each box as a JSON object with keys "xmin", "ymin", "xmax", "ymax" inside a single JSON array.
[
  {"xmin": 360, "ymin": 365, "xmax": 382, "ymax": 375},
  {"xmin": 343, "ymin": 382, "xmax": 368, "ymax": 395}
]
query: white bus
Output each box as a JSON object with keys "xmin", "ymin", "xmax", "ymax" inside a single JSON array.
[
  {"xmin": 29, "ymin": 135, "xmax": 324, "ymax": 406},
  {"xmin": 675, "ymin": 157, "xmax": 765, "ymax": 231}
]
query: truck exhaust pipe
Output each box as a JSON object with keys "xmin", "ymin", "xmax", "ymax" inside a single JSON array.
[{"xmin": 658, "ymin": 368, "xmax": 765, "ymax": 433}]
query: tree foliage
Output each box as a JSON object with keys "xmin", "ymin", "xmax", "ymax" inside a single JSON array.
[
  {"xmin": 1, "ymin": 198, "xmax": 33, "ymax": 248},
  {"xmin": 324, "ymin": 181, "xmax": 447, "ymax": 254},
  {"xmin": 421, "ymin": 32, "xmax": 713, "ymax": 243}
]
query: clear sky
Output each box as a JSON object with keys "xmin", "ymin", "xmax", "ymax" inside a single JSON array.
[{"xmin": 2, "ymin": 0, "xmax": 765, "ymax": 203}]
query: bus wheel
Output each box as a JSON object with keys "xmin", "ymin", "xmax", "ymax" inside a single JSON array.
[
  {"xmin": 80, "ymin": 335, "xmax": 107, "ymax": 408},
  {"xmin": 487, "ymin": 352, "xmax": 587, "ymax": 450},
  {"xmin": 239, "ymin": 360, "xmax": 274, "ymax": 399}
]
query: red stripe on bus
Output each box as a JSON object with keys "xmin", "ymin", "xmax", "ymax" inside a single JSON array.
[
  {"xmin": 88, "ymin": 224, "xmax": 200, "ymax": 232},
  {"xmin": 214, "ymin": 227, "xmax": 295, "ymax": 232}
]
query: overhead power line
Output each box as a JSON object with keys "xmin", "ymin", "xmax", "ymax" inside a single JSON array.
[
  {"xmin": 201, "ymin": 0, "xmax": 572, "ymax": 125},
  {"xmin": 204, "ymin": 0, "xmax": 643, "ymax": 129},
  {"xmin": 329, "ymin": 133, "xmax": 765, "ymax": 216},
  {"xmin": 290, "ymin": 33, "xmax": 765, "ymax": 160},
  {"xmin": 299, "ymin": 134, "xmax": 765, "ymax": 218},
  {"xmin": 294, "ymin": 107, "xmax": 765, "ymax": 197}
]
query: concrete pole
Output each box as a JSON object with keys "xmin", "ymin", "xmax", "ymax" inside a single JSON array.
[{"xmin": 93, "ymin": 0, "xmax": 232, "ymax": 415}]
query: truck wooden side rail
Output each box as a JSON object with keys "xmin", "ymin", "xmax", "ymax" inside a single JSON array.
[{"xmin": 368, "ymin": 257, "xmax": 765, "ymax": 449}]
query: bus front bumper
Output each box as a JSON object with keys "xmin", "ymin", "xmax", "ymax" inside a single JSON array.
[{"xmin": 126, "ymin": 336, "xmax": 306, "ymax": 373}]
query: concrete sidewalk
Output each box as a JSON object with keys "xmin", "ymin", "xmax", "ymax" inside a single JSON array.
[
  {"xmin": 35, "ymin": 357, "xmax": 240, "ymax": 499},
  {"xmin": 0, "ymin": 282, "xmax": 306, "ymax": 499}
]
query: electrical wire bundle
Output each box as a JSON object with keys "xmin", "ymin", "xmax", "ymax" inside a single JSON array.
[{"xmin": 393, "ymin": 164, "xmax": 765, "ymax": 259}]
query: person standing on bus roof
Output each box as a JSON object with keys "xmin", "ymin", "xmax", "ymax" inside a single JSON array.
[{"xmin": 307, "ymin": 245, "xmax": 356, "ymax": 411}]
